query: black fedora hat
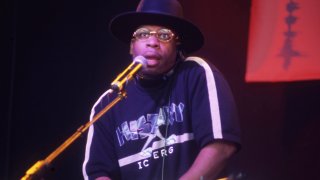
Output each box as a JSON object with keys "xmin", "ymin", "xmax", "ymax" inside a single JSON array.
[{"xmin": 109, "ymin": 0, "xmax": 204, "ymax": 54}]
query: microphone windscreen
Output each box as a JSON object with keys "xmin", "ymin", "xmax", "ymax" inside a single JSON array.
[{"xmin": 133, "ymin": 55, "xmax": 147, "ymax": 67}]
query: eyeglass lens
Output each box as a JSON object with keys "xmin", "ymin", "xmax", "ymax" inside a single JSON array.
[{"xmin": 133, "ymin": 28, "xmax": 175, "ymax": 42}]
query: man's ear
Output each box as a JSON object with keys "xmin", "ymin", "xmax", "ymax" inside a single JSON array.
[{"xmin": 176, "ymin": 43, "xmax": 186, "ymax": 60}]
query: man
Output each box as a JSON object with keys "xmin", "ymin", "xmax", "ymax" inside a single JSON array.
[{"xmin": 83, "ymin": 0, "xmax": 241, "ymax": 179}]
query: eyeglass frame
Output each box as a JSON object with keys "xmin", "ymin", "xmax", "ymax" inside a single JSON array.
[{"xmin": 132, "ymin": 27, "xmax": 179, "ymax": 43}]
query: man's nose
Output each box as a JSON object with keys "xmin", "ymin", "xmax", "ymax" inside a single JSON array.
[{"xmin": 146, "ymin": 35, "xmax": 160, "ymax": 48}]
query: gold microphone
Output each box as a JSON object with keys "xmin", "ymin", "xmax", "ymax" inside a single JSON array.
[{"xmin": 110, "ymin": 55, "xmax": 147, "ymax": 92}]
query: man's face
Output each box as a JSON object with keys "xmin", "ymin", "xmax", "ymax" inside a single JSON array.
[{"xmin": 130, "ymin": 25, "xmax": 178, "ymax": 77}]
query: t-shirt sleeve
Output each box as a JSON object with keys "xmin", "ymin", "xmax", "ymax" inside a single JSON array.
[
  {"xmin": 82, "ymin": 96, "xmax": 121, "ymax": 180},
  {"xmin": 187, "ymin": 58, "xmax": 241, "ymax": 150}
]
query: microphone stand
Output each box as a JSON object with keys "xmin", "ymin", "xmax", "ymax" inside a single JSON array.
[
  {"xmin": 21, "ymin": 60, "xmax": 144, "ymax": 180},
  {"xmin": 21, "ymin": 90, "xmax": 126, "ymax": 180}
]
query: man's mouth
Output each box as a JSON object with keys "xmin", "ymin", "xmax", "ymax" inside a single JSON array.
[
  {"xmin": 143, "ymin": 53, "xmax": 161, "ymax": 67},
  {"xmin": 146, "ymin": 58, "xmax": 159, "ymax": 67}
]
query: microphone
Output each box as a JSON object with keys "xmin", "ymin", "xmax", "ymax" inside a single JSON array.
[{"xmin": 110, "ymin": 55, "xmax": 147, "ymax": 92}]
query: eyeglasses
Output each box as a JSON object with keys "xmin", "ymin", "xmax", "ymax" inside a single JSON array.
[{"xmin": 132, "ymin": 28, "xmax": 177, "ymax": 42}]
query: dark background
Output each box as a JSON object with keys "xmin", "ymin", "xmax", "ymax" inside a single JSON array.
[{"xmin": 2, "ymin": 0, "xmax": 320, "ymax": 179}]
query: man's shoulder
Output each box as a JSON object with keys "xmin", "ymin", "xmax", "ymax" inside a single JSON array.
[
  {"xmin": 185, "ymin": 56, "xmax": 206, "ymax": 63},
  {"xmin": 180, "ymin": 56, "xmax": 218, "ymax": 72}
]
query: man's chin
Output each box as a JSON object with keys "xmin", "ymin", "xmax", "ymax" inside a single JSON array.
[{"xmin": 139, "ymin": 70, "xmax": 162, "ymax": 79}]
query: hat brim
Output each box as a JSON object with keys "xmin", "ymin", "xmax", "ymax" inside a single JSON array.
[{"xmin": 109, "ymin": 12, "xmax": 204, "ymax": 53}]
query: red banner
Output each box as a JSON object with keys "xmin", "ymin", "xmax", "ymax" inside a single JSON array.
[{"xmin": 246, "ymin": 0, "xmax": 320, "ymax": 82}]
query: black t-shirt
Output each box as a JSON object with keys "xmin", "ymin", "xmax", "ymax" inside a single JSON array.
[{"xmin": 83, "ymin": 56, "xmax": 241, "ymax": 180}]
